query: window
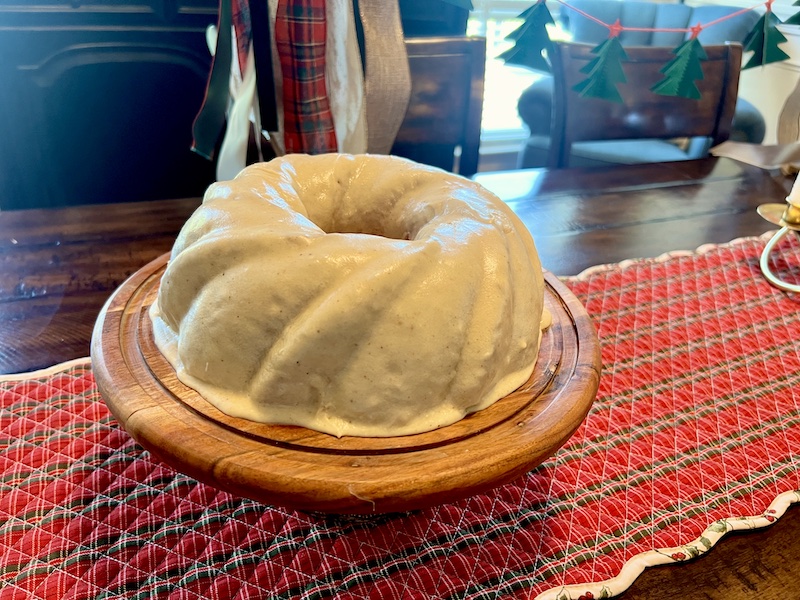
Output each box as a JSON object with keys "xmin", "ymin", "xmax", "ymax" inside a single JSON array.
[
  {"xmin": 467, "ymin": 0, "xmax": 567, "ymax": 154},
  {"xmin": 468, "ymin": 1, "xmax": 538, "ymax": 154}
]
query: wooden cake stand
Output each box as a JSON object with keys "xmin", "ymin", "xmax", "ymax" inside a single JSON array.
[{"xmin": 91, "ymin": 254, "xmax": 601, "ymax": 514}]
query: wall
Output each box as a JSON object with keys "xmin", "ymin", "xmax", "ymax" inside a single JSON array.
[
  {"xmin": 739, "ymin": 30, "xmax": 800, "ymax": 144},
  {"xmin": 0, "ymin": 1, "xmax": 219, "ymax": 209},
  {"xmin": 692, "ymin": 0, "xmax": 800, "ymax": 144}
]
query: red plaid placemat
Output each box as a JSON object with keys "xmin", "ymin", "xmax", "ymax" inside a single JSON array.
[{"xmin": 3, "ymin": 232, "xmax": 800, "ymax": 600}]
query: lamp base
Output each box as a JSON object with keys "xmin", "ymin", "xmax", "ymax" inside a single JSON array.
[{"xmin": 758, "ymin": 203, "xmax": 800, "ymax": 292}]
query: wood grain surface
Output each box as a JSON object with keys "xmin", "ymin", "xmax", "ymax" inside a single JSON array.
[
  {"xmin": 91, "ymin": 255, "xmax": 601, "ymax": 513},
  {"xmin": 2, "ymin": 157, "xmax": 798, "ymax": 595},
  {"xmin": 475, "ymin": 157, "xmax": 783, "ymax": 276}
]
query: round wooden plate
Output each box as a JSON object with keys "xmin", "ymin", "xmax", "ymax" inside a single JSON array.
[{"xmin": 91, "ymin": 253, "xmax": 601, "ymax": 514}]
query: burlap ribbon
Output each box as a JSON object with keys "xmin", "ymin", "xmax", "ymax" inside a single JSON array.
[{"xmin": 357, "ymin": 0, "xmax": 411, "ymax": 155}]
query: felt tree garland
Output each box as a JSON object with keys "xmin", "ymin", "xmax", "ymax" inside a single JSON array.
[
  {"xmin": 743, "ymin": 8, "xmax": 790, "ymax": 68},
  {"xmin": 498, "ymin": 1, "xmax": 555, "ymax": 73},
  {"xmin": 651, "ymin": 38, "xmax": 708, "ymax": 100},
  {"xmin": 573, "ymin": 37, "xmax": 628, "ymax": 102},
  {"xmin": 502, "ymin": 0, "xmax": 800, "ymax": 102}
]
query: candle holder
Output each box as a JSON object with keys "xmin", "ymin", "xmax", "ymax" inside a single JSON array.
[{"xmin": 757, "ymin": 201, "xmax": 800, "ymax": 292}]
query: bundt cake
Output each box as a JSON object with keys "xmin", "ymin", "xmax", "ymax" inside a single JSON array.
[{"xmin": 149, "ymin": 153, "xmax": 549, "ymax": 437}]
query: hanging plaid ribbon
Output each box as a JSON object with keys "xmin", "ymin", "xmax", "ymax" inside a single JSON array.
[
  {"xmin": 233, "ymin": 0, "xmax": 252, "ymax": 73},
  {"xmin": 274, "ymin": 0, "xmax": 338, "ymax": 154},
  {"xmin": 193, "ymin": 0, "xmax": 408, "ymax": 168}
]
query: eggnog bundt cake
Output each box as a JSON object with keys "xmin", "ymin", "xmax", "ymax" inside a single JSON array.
[{"xmin": 149, "ymin": 153, "xmax": 549, "ymax": 438}]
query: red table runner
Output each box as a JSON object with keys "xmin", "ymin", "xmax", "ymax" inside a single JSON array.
[{"xmin": 2, "ymin": 233, "xmax": 800, "ymax": 599}]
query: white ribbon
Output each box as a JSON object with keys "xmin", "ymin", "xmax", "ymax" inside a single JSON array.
[
  {"xmin": 326, "ymin": 0, "xmax": 367, "ymax": 153},
  {"xmin": 217, "ymin": 46, "xmax": 258, "ymax": 181}
]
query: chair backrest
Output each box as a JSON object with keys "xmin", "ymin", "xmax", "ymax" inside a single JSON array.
[
  {"xmin": 391, "ymin": 36, "xmax": 486, "ymax": 178},
  {"xmin": 547, "ymin": 41, "xmax": 742, "ymax": 169}
]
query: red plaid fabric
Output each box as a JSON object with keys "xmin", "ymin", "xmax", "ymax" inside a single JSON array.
[
  {"xmin": 274, "ymin": 0, "xmax": 338, "ymax": 154},
  {"xmin": 2, "ymin": 233, "xmax": 800, "ymax": 599},
  {"xmin": 233, "ymin": 0, "xmax": 252, "ymax": 74}
]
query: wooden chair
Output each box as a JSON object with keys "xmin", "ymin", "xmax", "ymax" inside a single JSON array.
[
  {"xmin": 391, "ymin": 36, "xmax": 486, "ymax": 178},
  {"xmin": 547, "ymin": 41, "xmax": 742, "ymax": 169}
]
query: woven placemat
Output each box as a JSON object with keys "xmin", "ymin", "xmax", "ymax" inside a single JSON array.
[{"xmin": 2, "ymin": 232, "xmax": 800, "ymax": 599}]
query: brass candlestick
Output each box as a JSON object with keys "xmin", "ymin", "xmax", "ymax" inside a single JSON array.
[{"xmin": 757, "ymin": 201, "xmax": 800, "ymax": 292}]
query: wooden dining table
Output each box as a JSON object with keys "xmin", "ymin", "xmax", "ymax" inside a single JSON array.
[{"xmin": 1, "ymin": 155, "xmax": 796, "ymax": 598}]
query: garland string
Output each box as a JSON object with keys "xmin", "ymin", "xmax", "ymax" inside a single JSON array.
[
  {"xmin": 501, "ymin": 0, "xmax": 795, "ymax": 101},
  {"xmin": 556, "ymin": 0, "xmax": 767, "ymax": 38}
]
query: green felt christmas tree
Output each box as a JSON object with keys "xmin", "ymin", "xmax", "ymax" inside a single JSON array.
[
  {"xmin": 742, "ymin": 9, "xmax": 790, "ymax": 69},
  {"xmin": 651, "ymin": 38, "xmax": 707, "ymax": 99},
  {"xmin": 498, "ymin": 0, "xmax": 555, "ymax": 73},
  {"xmin": 573, "ymin": 37, "xmax": 628, "ymax": 103},
  {"xmin": 497, "ymin": 0, "xmax": 796, "ymax": 102},
  {"xmin": 784, "ymin": 0, "xmax": 800, "ymax": 25}
]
